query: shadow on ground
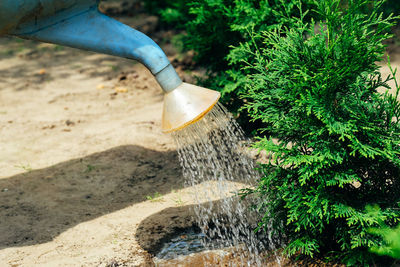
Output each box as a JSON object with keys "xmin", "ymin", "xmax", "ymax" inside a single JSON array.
[
  {"xmin": 0, "ymin": 37, "xmax": 137, "ymax": 91},
  {"xmin": 135, "ymin": 204, "xmax": 198, "ymax": 254},
  {"xmin": 0, "ymin": 145, "xmax": 183, "ymax": 249},
  {"xmin": 135, "ymin": 197, "xmax": 264, "ymax": 255}
]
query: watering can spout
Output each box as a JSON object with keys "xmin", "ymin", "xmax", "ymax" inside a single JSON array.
[{"xmin": 4, "ymin": 2, "xmax": 220, "ymax": 132}]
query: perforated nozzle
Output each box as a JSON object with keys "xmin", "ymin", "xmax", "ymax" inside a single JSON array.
[{"xmin": 162, "ymin": 83, "xmax": 221, "ymax": 133}]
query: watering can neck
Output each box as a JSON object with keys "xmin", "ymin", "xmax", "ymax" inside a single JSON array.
[
  {"xmin": 11, "ymin": 4, "xmax": 98, "ymax": 36},
  {"xmin": 5, "ymin": 1, "xmax": 182, "ymax": 92},
  {"xmin": 0, "ymin": 0, "xmax": 99, "ymax": 34}
]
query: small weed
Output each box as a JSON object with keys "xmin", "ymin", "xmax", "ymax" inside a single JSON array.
[
  {"xmin": 171, "ymin": 34, "xmax": 185, "ymax": 53},
  {"xmin": 15, "ymin": 46, "xmax": 26, "ymax": 53},
  {"xmin": 15, "ymin": 163, "xmax": 33, "ymax": 172},
  {"xmin": 53, "ymin": 45, "xmax": 64, "ymax": 51},
  {"xmin": 146, "ymin": 192, "xmax": 164, "ymax": 202},
  {"xmin": 40, "ymin": 46, "xmax": 49, "ymax": 52},
  {"xmin": 108, "ymin": 65, "xmax": 119, "ymax": 71},
  {"xmin": 1, "ymin": 50, "xmax": 14, "ymax": 56},
  {"xmin": 0, "ymin": 111, "xmax": 7, "ymax": 115},
  {"xmin": 85, "ymin": 164, "xmax": 96, "ymax": 173},
  {"xmin": 111, "ymin": 234, "xmax": 119, "ymax": 244},
  {"xmin": 173, "ymin": 197, "xmax": 186, "ymax": 206},
  {"xmin": 171, "ymin": 189, "xmax": 186, "ymax": 206}
]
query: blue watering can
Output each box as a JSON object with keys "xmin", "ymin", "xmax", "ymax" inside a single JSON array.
[{"xmin": 0, "ymin": 0, "xmax": 220, "ymax": 132}]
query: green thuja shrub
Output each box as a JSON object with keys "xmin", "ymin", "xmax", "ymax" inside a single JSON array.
[
  {"xmin": 383, "ymin": 0, "xmax": 400, "ymax": 16},
  {"xmin": 368, "ymin": 205, "xmax": 400, "ymax": 259},
  {"xmin": 185, "ymin": 1, "xmax": 316, "ymax": 133},
  {"xmin": 243, "ymin": 0, "xmax": 400, "ymax": 264},
  {"xmin": 141, "ymin": 0, "xmax": 174, "ymax": 17},
  {"xmin": 371, "ymin": 225, "xmax": 400, "ymax": 259},
  {"xmin": 145, "ymin": 0, "xmax": 308, "ymax": 70},
  {"xmin": 142, "ymin": 0, "xmax": 189, "ymax": 25},
  {"xmin": 141, "ymin": 0, "xmax": 315, "ymax": 133}
]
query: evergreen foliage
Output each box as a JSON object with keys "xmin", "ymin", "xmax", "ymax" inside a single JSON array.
[
  {"xmin": 142, "ymin": 0, "xmax": 314, "ymax": 133},
  {"xmin": 368, "ymin": 212, "xmax": 400, "ymax": 259},
  {"xmin": 142, "ymin": 0, "xmax": 188, "ymax": 25},
  {"xmin": 383, "ymin": 0, "xmax": 400, "ymax": 17},
  {"xmin": 242, "ymin": 0, "xmax": 400, "ymax": 264}
]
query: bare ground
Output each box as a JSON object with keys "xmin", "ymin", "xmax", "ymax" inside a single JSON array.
[{"xmin": 0, "ymin": 15, "xmax": 205, "ymax": 266}]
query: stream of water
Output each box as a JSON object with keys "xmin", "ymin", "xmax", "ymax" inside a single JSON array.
[{"xmin": 171, "ymin": 103, "xmax": 279, "ymax": 266}]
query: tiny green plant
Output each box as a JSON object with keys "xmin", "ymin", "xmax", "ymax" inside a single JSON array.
[
  {"xmin": 146, "ymin": 192, "xmax": 165, "ymax": 202},
  {"xmin": 85, "ymin": 164, "xmax": 96, "ymax": 173},
  {"xmin": 53, "ymin": 45, "xmax": 64, "ymax": 51},
  {"xmin": 173, "ymin": 196, "xmax": 186, "ymax": 206},
  {"xmin": 15, "ymin": 46, "xmax": 26, "ymax": 54},
  {"xmin": 1, "ymin": 49, "xmax": 14, "ymax": 56},
  {"xmin": 15, "ymin": 163, "xmax": 33, "ymax": 172},
  {"xmin": 108, "ymin": 64, "xmax": 119, "ymax": 72}
]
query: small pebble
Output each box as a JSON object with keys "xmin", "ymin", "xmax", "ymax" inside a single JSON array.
[
  {"xmin": 115, "ymin": 87, "xmax": 128, "ymax": 93},
  {"xmin": 65, "ymin": 120, "xmax": 75, "ymax": 126},
  {"xmin": 96, "ymin": 84, "xmax": 105, "ymax": 90}
]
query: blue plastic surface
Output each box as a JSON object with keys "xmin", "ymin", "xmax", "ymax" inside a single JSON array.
[
  {"xmin": 14, "ymin": 8, "xmax": 170, "ymax": 75},
  {"xmin": 0, "ymin": 0, "xmax": 180, "ymax": 88},
  {"xmin": 0, "ymin": 0, "xmax": 97, "ymax": 34}
]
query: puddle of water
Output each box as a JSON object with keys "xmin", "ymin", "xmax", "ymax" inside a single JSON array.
[
  {"xmin": 152, "ymin": 228, "xmax": 234, "ymax": 266},
  {"xmin": 153, "ymin": 227, "xmax": 278, "ymax": 267},
  {"xmin": 155, "ymin": 228, "xmax": 208, "ymax": 260}
]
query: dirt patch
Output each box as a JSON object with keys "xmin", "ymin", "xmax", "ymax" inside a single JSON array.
[
  {"xmin": 0, "ymin": 146, "xmax": 182, "ymax": 248},
  {"xmin": 0, "ymin": 13, "xmax": 194, "ymax": 266},
  {"xmin": 135, "ymin": 205, "xmax": 196, "ymax": 255}
]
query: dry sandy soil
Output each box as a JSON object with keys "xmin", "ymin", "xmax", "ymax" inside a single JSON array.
[
  {"xmin": 1, "ymin": 7, "xmax": 400, "ymax": 267},
  {"xmin": 0, "ymin": 14, "xmax": 209, "ymax": 266}
]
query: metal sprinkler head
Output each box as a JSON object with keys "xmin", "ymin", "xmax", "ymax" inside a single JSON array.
[{"xmin": 161, "ymin": 83, "xmax": 221, "ymax": 133}]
